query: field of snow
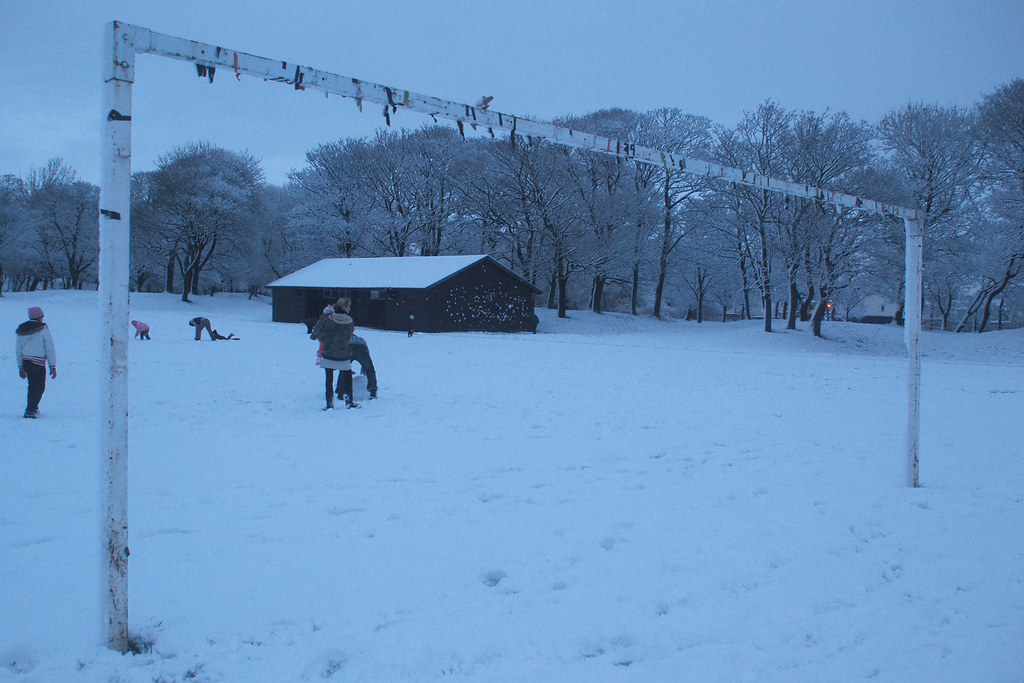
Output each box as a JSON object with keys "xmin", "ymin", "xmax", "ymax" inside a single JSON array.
[{"xmin": 2, "ymin": 290, "xmax": 1022, "ymax": 682}]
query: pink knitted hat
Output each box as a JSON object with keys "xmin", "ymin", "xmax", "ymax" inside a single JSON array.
[{"xmin": 27, "ymin": 306, "xmax": 44, "ymax": 320}]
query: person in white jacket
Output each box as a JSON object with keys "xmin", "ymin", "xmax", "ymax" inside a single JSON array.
[{"xmin": 15, "ymin": 306, "xmax": 57, "ymax": 418}]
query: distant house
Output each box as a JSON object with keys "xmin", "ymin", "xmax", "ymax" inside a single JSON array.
[
  {"xmin": 848, "ymin": 295, "xmax": 897, "ymax": 324},
  {"xmin": 267, "ymin": 255, "xmax": 541, "ymax": 333}
]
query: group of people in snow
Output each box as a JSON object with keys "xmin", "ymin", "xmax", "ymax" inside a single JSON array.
[
  {"xmin": 15, "ymin": 302, "xmax": 379, "ymax": 418},
  {"xmin": 311, "ymin": 297, "xmax": 378, "ymax": 410}
]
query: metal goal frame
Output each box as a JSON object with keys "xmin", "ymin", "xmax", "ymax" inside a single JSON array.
[{"xmin": 99, "ymin": 20, "xmax": 924, "ymax": 652}]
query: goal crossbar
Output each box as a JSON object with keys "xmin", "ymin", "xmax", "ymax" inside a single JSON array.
[{"xmin": 110, "ymin": 22, "xmax": 918, "ymax": 221}]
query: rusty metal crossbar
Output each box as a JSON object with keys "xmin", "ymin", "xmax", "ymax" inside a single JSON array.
[{"xmin": 113, "ymin": 22, "xmax": 918, "ymax": 221}]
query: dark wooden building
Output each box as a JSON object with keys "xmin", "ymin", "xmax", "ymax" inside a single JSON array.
[{"xmin": 267, "ymin": 255, "xmax": 540, "ymax": 333}]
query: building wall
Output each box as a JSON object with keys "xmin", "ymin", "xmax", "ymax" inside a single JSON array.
[
  {"xmin": 271, "ymin": 287, "xmax": 305, "ymax": 323},
  {"xmin": 848, "ymin": 294, "xmax": 897, "ymax": 324},
  {"xmin": 431, "ymin": 260, "xmax": 536, "ymax": 332},
  {"xmin": 271, "ymin": 287, "xmax": 348, "ymax": 324}
]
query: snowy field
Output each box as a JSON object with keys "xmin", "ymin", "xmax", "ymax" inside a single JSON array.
[{"xmin": 2, "ymin": 290, "xmax": 1022, "ymax": 682}]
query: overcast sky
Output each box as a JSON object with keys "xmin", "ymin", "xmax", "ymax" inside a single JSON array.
[{"xmin": 2, "ymin": 1, "xmax": 1022, "ymax": 185}]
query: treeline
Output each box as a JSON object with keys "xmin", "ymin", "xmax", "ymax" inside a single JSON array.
[{"xmin": 2, "ymin": 80, "xmax": 1022, "ymax": 334}]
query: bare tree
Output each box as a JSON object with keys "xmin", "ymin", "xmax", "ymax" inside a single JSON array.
[
  {"xmin": 25, "ymin": 159, "xmax": 99, "ymax": 289},
  {"xmin": 295, "ymin": 138, "xmax": 367, "ymax": 258},
  {"xmin": 715, "ymin": 101, "xmax": 795, "ymax": 332},
  {"xmin": 0, "ymin": 174, "xmax": 30, "ymax": 294},
  {"xmin": 783, "ymin": 110, "xmax": 873, "ymax": 331},
  {"xmin": 634, "ymin": 109, "xmax": 714, "ymax": 319},
  {"xmin": 485, "ymin": 138, "xmax": 582, "ymax": 316},
  {"xmin": 878, "ymin": 103, "xmax": 981, "ymax": 330},
  {"xmin": 966, "ymin": 79, "xmax": 1024, "ymax": 331},
  {"xmin": 149, "ymin": 143, "xmax": 264, "ymax": 302},
  {"xmin": 558, "ymin": 114, "xmax": 636, "ymax": 313}
]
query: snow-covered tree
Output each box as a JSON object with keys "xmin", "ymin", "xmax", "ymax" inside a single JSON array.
[
  {"xmin": 783, "ymin": 110, "xmax": 874, "ymax": 332},
  {"xmin": 635, "ymin": 109, "xmax": 714, "ymax": 319},
  {"xmin": 878, "ymin": 103, "xmax": 981, "ymax": 329},
  {"xmin": 715, "ymin": 100, "xmax": 795, "ymax": 331},
  {"xmin": 966, "ymin": 79, "xmax": 1024, "ymax": 331},
  {"xmin": 0, "ymin": 174, "xmax": 30, "ymax": 293},
  {"xmin": 148, "ymin": 143, "xmax": 264, "ymax": 301},
  {"xmin": 25, "ymin": 159, "xmax": 99, "ymax": 290}
]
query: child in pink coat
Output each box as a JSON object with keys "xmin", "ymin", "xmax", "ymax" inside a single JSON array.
[{"xmin": 131, "ymin": 320, "xmax": 151, "ymax": 340}]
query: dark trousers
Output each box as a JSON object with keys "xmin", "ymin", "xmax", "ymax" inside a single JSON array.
[
  {"xmin": 324, "ymin": 368, "xmax": 354, "ymax": 399},
  {"xmin": 349, "ymin": 344, "xmax": 377, "ymax": 393},
  {"xmin": 194, "ymin": 320, "xmax": 213, "ymax": 340},
  {"xmin": 22, "ymin": 362, "xmax": 46, "ymax": 412}
]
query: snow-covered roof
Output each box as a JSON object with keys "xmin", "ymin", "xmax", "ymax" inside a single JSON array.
[{"xmin": 267, "ymin": 255, "xmax": 491, "ymax": 289}]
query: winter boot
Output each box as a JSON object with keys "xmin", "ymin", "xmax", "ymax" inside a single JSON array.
[
  {"xmin": 324, "ymin": 391, "xmax": 334, "ymax": 411},
  {"xmin": 343, "ymin": 371, "xmax": 360, "ymax": 409}
]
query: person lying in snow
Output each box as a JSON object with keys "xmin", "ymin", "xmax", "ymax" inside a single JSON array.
[{"xmin": 188, "ymin": 316, "xmax": 238, "ymax": 341}]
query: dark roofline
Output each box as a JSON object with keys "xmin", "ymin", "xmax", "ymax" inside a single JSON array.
[{"xmin": 429, "ymin": 255, "xmax": 542, "ymax": 294}]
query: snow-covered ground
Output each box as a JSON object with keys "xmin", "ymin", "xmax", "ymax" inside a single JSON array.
[{"xmin": 2, "ymin": 290, "xmax": 1022, "ymax": 682}]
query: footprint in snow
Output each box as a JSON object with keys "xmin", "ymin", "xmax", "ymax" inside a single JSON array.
[{"xmin": 482, "ymin": 570, "xmax": 506, "ymax": 587}]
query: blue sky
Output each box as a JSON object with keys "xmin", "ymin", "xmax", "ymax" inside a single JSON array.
[{"xmin": 2, "ymin": 0, "xmax": 1022, "ymax": 185}]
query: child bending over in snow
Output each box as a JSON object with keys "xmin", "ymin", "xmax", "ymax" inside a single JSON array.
[{"xmin": 131, "ymin": 320, "xmax": 151, "ymax": 340}]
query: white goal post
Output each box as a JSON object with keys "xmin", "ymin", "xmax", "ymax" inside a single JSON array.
[{"xmin": 99, "ymin": 20, "xmax": 923, "ymax": 651}]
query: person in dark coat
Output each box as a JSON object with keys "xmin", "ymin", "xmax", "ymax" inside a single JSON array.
[
  {"xmin": 348, "ymin": 334, "xmax": 378, "ymax": 399},
  {"xmin": 15, "ymin": 306, "xmax": 57, "ymax": 418},
  {"xmin": 311, "ymin": 298, "xmax": 359, "ymax": 409},
  {"xmin": 189, "ymin": 316, "xmax": 237, "ymax": 341}
]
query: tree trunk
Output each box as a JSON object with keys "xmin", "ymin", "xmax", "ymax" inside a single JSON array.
[
  {"xmin": 739, "ymin": 257, "xmax": 752, "ymax": 320},
  {"xmin": 653, "ymin": 269, "xmax": 666, "ymax": 319},
  {"xmin": 977, "ymin": 259, "xmax": 1019, "ymax": 332},
  {"xmin": 810, "ymin": 297, "xmax": 828, "ymax": 337},
  {"xmin": 787, "ymin": 279, "xmax": 800, "ymax": 329},
  {"xmin": 631, "ymin": 265, "xmax": 639, "ymax": 316},
  {"xmin": 937, "ymin": 293, "xmax": 952, "ymax": 331},
  {"xmin": 800, "ymin": 249, "xmax": 815, "ymax": 322},
  {"xmin": 978, "ymin": 288, "xmax": 1004, "ymax": 332},
  {"xmin": 165, "ymin": 255, "xmax": 175, "ymax": 293},
  {"xmin": 591, "ymin": 274, "xmax": 605, "ymax": 314},
  {"xmin": 557, "ymin": 258, "xmax": 569, "ymax": 319},
  {"xmin": 653, "ymin": 175, "xmax": 673, "ymax": 320},
  {"xmin": 762, "ymin": 288, "xmax": 773, "ymax": 332},
  {"xmin": 180, "ymin": 265, "xmax": 194, "ymax": 303}
]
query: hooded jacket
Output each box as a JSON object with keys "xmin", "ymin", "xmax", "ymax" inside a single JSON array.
[
  {"xmin": 16, "ymin": 320, "xmax": 57, "ymax": 369},
  {"xmin": 311, "ymin": 311, "xmax": 355, "ymax": 361}
]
